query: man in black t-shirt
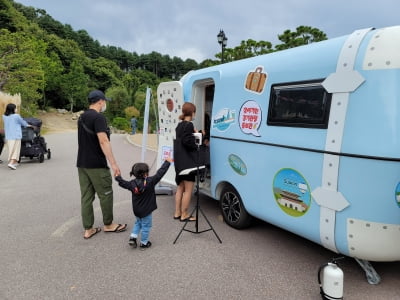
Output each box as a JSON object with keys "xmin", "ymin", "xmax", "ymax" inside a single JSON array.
[{"xmin": 77, "ymin": 90, "xmax": 127, "ymax": 239}]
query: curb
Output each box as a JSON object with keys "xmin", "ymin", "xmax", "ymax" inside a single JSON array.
[{"xmin": 125, "ymin": 134, "xmax": 158, "ymax": 152}]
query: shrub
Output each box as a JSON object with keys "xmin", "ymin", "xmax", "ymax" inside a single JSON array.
[
  {"xmin": 124, "ymin": 106, "xmax": 140, "ymax": 119},
  {"xmin": 112, "ymin": 117, "xmax": 130, "ymax": 132}
]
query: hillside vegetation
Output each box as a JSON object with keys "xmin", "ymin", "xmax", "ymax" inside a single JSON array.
[{"xmin": 0, "ymin": 0, "xmax": 327, "ymax": 133}]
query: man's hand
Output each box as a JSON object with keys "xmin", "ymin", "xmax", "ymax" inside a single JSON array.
[{"xmin": 112, "ymin": 163, "xmax": 121, "ymax": 177}]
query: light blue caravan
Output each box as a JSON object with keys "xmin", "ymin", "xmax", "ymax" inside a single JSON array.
[{"xmin": 156, "ymin": 26, "xmax": 400, "ymax": 283}]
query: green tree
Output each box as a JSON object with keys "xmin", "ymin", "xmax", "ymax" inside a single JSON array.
[
  {"xmin": 132, "ymin": 87, "xmax": 158, "ymax": 133},
  {"xmin": 275, "ymin": 26, "xmax": 327, "ymax": 50},
  {"xmin": 0, "ymin": 29, "xmax": 44, "ymax": 108},
  {"xmin": 42, "ymin": 34, "xmax": 87, "ymax": 108},
  {"xmin": 213, "ymin": 26, "xmax": 327, "ymax": 63},
  {"xmin": 104, "ymin": 85, "xmax": 129, "ymax": 120},
  {"xmin": 39, "ymin": 50, "xmax": 63, "ymax": 108},
  {"xmin": 199, "ymin": 58, "xmax": 219, "ymax": 68},
  {"xmin": 36, "ymin": 13, "xmax": 65, "ymax": 37},
  {"xmin": 61, "ymin": 59, "xmax": 88, "ymax": 111},
  {"xmin": 170, "ymin": 56, "xmax": 185, "ymax": 79},
  {"xmin": 122, "ymin": 72, "xmax": 139, "ymax": 106},
  {"xmin": 145, "ymin": 51, "xmax": 162, "ymax": 77},
  {"xmin": 0, "ymin": 0, "xmax": 17, "ymax": 32},
  {"xmin": 123, "ymin": 69, "xmax": 158, "ymax": 107},
  {"xmin": 45, "ymin": 36, "xmax": 85, "ymax": 69},
  {"xmin": 215, "ymin": 40, "xmax": 269, "ymax": 62},
  {"xmin": 84, "ymin": 57, "xmax": 123, "ymax": 91},
  {"xmin": 75, "ymin": 29, "xmax": 102, "ymax": 58},
  {"xmin": 182, "ymin": 58, "xmax": 199, "ymax": 74}
]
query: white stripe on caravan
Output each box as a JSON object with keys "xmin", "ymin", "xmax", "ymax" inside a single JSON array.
[{"xmin": 312, "ymin": 28, "xmax": 374, "ymax": 253}]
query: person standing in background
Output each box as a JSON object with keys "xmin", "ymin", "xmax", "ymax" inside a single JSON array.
[
  {"xmin": 2, "ymin": 103, "xmax": 31, "ymax": 170},
  {"xmin": 130, "ymin": 117, "xmax": 137, "ymax": 135}
]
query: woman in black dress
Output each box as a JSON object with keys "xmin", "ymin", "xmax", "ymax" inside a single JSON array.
[{"xmin": 173, "ymin": 102, "xmax": 198, "ymax": 222}]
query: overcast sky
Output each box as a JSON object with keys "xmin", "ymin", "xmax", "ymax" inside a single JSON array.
[{"xmin": 15, "ymin": 0, "xmax": 399, "ymax": 62}]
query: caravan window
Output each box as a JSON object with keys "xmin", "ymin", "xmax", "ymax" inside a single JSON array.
[{"xmin": 267, "ymin": 80, "xmax": 331, "ymax": 128}]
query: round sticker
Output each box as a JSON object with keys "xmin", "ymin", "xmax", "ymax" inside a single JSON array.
[
  {"xmin": 273, "ymin": 168, "xmax": 311, "ymax": 217},
  {"xmin": 394, "ymin": 182, "xmax": 400, "ymax": 208}
]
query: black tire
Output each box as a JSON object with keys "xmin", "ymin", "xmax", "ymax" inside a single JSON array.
[
  {"xmin": 39, "ymin": 153, "xmax": 44, "ymax": 163},
  {"xmin": 47, "ymin": 149, "xmax": 51, "ymax": 159},
  {"xmin": 220, "ymin": 186, "xmax": 253, "ymax": 229}
]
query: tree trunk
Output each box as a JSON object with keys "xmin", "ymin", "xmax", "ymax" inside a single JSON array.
[{"xmin": 70, "ymin": 96, "xmax": 74, "ymax": 112}]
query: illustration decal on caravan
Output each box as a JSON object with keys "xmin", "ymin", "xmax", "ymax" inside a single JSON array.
[
  {"xmin": 245, "ymin": 66, "xmax": 268, "ymax": 94},
  {"xmin": 239, "ymin": 100, "xmax": 262, "ymax": 137},
  {"xmin": 213, "ymin": 108, "xmax": 236, "ymax": 131},
  {"xmin": 228, "ymin": 154, "xmax": 247, "ymax": 176},
  {"xmin": 273, "ymin": 168, "xmax": 311, "ymax": 217},
  {"xmin": 395, "ymin": 183, "xmax": 400, "ymax": 208}
]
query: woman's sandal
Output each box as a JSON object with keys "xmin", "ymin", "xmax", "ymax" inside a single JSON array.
[{"xmin": 180, "ymin": 216, "xmax": 196, "ymax": 222}]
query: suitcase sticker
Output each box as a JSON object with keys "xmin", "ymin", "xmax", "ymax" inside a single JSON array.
[{"xmin": 245, "ymin": 66, "xmax": 267, "ymax": 94}]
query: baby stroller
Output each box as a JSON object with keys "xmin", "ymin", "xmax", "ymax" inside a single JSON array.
[{"xmin": 20, "ymin": 117, "xmax": 51, "ymax": 163}]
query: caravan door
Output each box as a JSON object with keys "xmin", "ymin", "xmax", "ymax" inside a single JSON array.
[{"xmin": 156, "ymin": 81, "xmax": 184, "ymax": 185}]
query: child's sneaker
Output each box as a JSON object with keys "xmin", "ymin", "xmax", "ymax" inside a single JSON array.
[
  {"xmin": 140, "ymin": 241, "xmax": 152, "ymax": 250},
  {"xmin": 128, "ymin": 237, "xmax": 137, "ymax": 248}
]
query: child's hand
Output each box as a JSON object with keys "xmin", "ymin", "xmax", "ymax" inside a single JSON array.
[{"xmin": 165, "ymin": 157, "xmax": 173, "ymax": 163}]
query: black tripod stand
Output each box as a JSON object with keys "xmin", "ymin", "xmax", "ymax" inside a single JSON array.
[{"xmin": 174, "ymin": 138, "xmax": 222, "ymax": 244}]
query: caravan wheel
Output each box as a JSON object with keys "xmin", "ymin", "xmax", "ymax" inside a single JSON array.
[{"xmin": 220, "ymin": 186, "xmax": 252, "ymax": 229}]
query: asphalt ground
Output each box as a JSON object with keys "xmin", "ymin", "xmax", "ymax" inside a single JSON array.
[{"xmin": 0, "ymin": 132, "xmax": 399, "ymax": 300}]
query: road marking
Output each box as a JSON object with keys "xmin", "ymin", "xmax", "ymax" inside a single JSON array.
[
  {"xmin": 51, "ymin": 215, "xmax": 81, "ymax": 238},
  {"xmin": 51, "ymin": 200, "xmax": 130, "ymax": 238}
]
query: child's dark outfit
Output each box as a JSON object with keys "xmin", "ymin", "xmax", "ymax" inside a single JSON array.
[{"xmin": 115, "ymin": 161, "xmax": 171, "ymax": 248}]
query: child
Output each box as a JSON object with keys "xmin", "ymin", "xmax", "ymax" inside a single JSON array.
[{"xmin": 115, "ymin": 157, "xmax": 172, "ymax": 249}]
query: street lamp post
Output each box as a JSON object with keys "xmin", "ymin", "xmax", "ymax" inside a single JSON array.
[{"xmin": 217, "ymin": 29, "xmax": 228, "ymax": 63}]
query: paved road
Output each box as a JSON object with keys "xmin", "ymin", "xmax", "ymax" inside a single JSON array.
[{"xmin": 0, "ymin": 132, "xmax": 399, "ymax": 300}]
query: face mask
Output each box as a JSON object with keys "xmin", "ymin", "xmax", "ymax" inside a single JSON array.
[{"xmin": 101, "ymin": 102, "xmax": 107, "ymax": 113}]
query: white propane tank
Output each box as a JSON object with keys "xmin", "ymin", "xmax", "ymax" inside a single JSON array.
[{"xmin": 321, "ymin": 262, "xmax": 344, "ymax": 299}]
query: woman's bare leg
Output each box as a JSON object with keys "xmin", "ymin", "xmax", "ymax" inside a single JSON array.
[
  {"xmin": 180, "ymin": 180, "xmax": 195, "ymax": 220},
  {"xmin": 174, "ymin": 182, "xmax": 184, "ymax": 218}
]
